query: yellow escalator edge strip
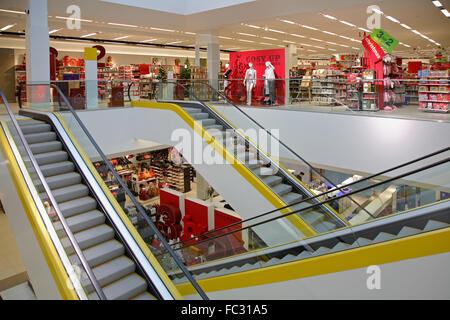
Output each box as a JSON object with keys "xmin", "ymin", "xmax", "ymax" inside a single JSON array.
[
  {"xmin": 0, "ymin": 122, "xmax": 79, "ymax": 300},
  {"xmin": 132, "ymin": 100, "xmax": 316, "ymax": 237},
  {"xmin": 205, "ymin": 102, "xmax": 348, "ymax": 225},
  {"xmin": 52, "ymin": 112, "xmax": 183, "ymax": 300},
  {"xmin": 176, "ymin": 226, "xmax": 450, "ymax": 295}
]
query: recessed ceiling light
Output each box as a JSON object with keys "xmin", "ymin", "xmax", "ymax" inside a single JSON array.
[
  {"xmin": 371, "ymin": 8, "xmax": 384, "ymax": 15},
  {"xmin": 113, "ymin": 35, "xmax": 129, "ymax": 40},
  {"xmin": 141, "ymin": 39, "xmax": 157, "ymax": 42},
  {"xmin": 280, "ymin": 19, "xmax": 296, "ymax": 24},
  {"xmin": 310, "ymin": 38, "xmax": 323, "ymax": 42},
  {"xmin": 328, "ymin": 48, "xmax": 337, "ymax": 51},
  {"xmin": 386, "ymin": 16, "xmax": 400, "ymax": 23},
  {"xmin": 290, "ymin": 33, "xmax": 305, "ymax": 38},
  {"xmin": 108, "ymin": 22, "xmax": 137, "ymax": 28},
  {"xmin": 0, "ymin": 24, "xmax": 15, "ymax": 31},
  {"xmin": 48, "ymin": 29, "xmax": 61, "ymax": 34},
  {"xmin": 56, "ymin": 16, "xmax": 93, "ymax": 22},
  {"xmin": 0, "ymin": 9, "xmax": 25, "ymax": 14},
  {"xmin": 150, "ymin": 27, "xmax": 175, "ymax": 32},
  {"xmin": 313, "ymin": 46, "xmax": 325, "ymax": 49},
  {"xmin": 322, "ymin": 14, "xmax": 337, "ymax": 20},
  {"xmin": 262, "ymin": 36, "xmax": 277, "ymax": 40},
  {"xmin": 238, "ymin": 39, "xmax": 254, "ymax": 43},
  {"xmin": 400, "ymin": 43, "xmax": 411, "ymax": 48},
  {"xmin": 268, "ymin": 29, "xmax": 285, "ymax": 34},
  {"xmin": 339, "ymin": 35, "xmax": 352, "ymax": 40},
  {"xmin": 441, "ymin": 9, "xmax": 450, "ymax": 17},
  {"xmin": 246, "ymin": 24, "xmax": 261, "ymax": 29},
  {"xmin": 301, "ymin": 25, "xmax": 318, "ymax": 30},
  {"xmin": 432, "ymin": 1, "xmax": 443, "ymax": 7},
  {"xmin": 322, "ymin": 30, "xmax": 337, "ymax": 35},
  {"xmin": 412, "ymin": 30, "xmax": 421, "ymax": 35},
  {"xmin": 358, "ymin": 27, "xmax": 371, "ymax": 33},
  {"xmin": 338, "ymin": 44, "xmax": 350, "ymax": 48},
  {"xmin": 184, "ymin": 32, "xmax": 196, "ymax": 35},
  {"xmin": 352, "ymin": 47, "xmax": 360, "ymax": 50},
  {"xmin": 166, "ymin": 41, "xmax": 182, "ymax": 45},
  {"xmin": 340, "ymin": 20, "xmax": 356, "ymax": 27},
  {"xmin": 218, "ymin": 36, "xmax": 232, "ymax": 39},
  {"xmin": 259, "ymin": 42, "xmax": 273, "ymax": 45},
  {"xmin": 400, "ymin": 24, "xmax": 411, "ymax": 29},
  {"xmin": 80, "ymin": 32, "xmax": 97, "ymax": 38},
  {"xmin": 307, "ymin": 49, "xmax": 317, "ymax": 52},
  {"xmin": 237, "ymin": 32, "xmax": 257, "ymax": 37},
  {"xmin": 326, "ymin": 41, "xmax": 337, "ymax": 45},
  {"xmin": 283, "ymin": 40, "xmax": 296, "ymax": 44}
]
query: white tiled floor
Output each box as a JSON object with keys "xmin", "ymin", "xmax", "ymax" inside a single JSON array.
[{"xmin": 0, "ymin": 282, "xmax": 36, "ymax": 300}]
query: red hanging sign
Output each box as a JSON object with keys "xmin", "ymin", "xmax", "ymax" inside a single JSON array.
[{"xmin": 362, "ymin": 36, "xmax": 385, "ymax": 63}]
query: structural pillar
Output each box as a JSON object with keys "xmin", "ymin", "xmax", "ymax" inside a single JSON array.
[
  {"xmin": 196, "ymin": 33, "xmax": 221, "ymax": 90},
  {"xmin": 26, "ymin": 0, "xmax": 50, "ymax": 106},
  {"xmin": 84, "ymin": 48, "xmax": 98, "ymax": 109}
]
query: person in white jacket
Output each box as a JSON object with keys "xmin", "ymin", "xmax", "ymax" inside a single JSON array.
[
  {"xmin": 264, "ymin": 61, "xmax": 276, "ymax": 105},
  {"xmin": 244, "ymin": 63, "xmax": 257, "ymax": 105}
]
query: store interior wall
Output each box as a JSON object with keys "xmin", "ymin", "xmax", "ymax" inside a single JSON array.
[{"xmin": 0, "ymin": 48, "xmax": 16, "ymax": 102}]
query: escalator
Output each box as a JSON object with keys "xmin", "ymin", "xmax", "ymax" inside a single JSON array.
[{"xmin": 0, "ymin": 87, "xmax": 207, "ymax": 300}]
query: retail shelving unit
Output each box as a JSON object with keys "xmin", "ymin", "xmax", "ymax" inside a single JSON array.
[
  {"xmin": 418, "ymin": 70, "xmax": 449, "ymax": 113},
  {"xmin": 311, "ymin": 70, "xmax": 347, "ymax": 106}
]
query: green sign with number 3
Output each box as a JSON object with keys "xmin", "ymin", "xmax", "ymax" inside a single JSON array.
[{"xmin": 370, "ymin": 29, "xmax": 399, "ymax": 53}]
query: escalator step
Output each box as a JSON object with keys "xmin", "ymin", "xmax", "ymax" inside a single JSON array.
[
  {"xmin": 262, "ymin": 175, "xmax": 283, "ymax": 186},
  {"xmin": 423, "ymin": 220, "xmax": 449, "ymax": 232},
  {"xmin": 79, "ymin": 240, "xmax": 125, "ymax": 268},
  {"xmin": 59, "ymin": 197, "xmax": 97, "ymax": 217},
  {"xmin": 372, "ymin": 232, "xmax": 396, "ymax": 244},
  {"xmin": 40, "ymin": 183, "xmax": 89, "ymax": 203},
  {"xmin": 204, "ymin": 124, "xmax": 224, "ymax": 131},
  {"xmin": 30, "ymin": 140, "xmax": 62, "ymax": 154},
  {"xmin": 40, "ymin": 161, "xmax": 74, "ymax": 177},
  {"xmin": 73, "ymin": 224, "xmax": 115, "ymax": 250},
  {"xmin": 20, "ymin": 123, "xmax": 52, "ymax": 134},
  {"xmin": 196, "ymin": 118, "xmax": 216, "ymax": 127},
  {"xmin": 46, "ymin": 172, "xmax": 81, "ymax": 190},
  {"xmin": 24, "ymin": 131, "xmax": 56, "ymax": 144},
  {"xmin": 35, "ymin": 150, "xmax": 68, "ymax": 165},
  {"xmin": 183, "ymin": 107, "xmax": 201, "ymax": 114},
  {"xmin": 272, "ymin": 184, "xmax": 292, "ymax": 196},
  {"xmin": 397, "ymin": 226, "xmax": 421, "ymax": 238},
  {"xmin": 66, "ymin": 210, "xmax": 105, "ymax": 233},
  {"xmin": 84, "ymin": 256, "xmax": 136, "ymax": 293},
  {"xmin": 355, "ymin": 237, "xmax": 373, "ymax": 247},
  {"xmin": 88, "ymin": 274, "xmax": 147, "ymax": 300},
  {"xmin": 282, "ymin": 192, "xmax": 302, "ymax": 205},
  {"xmin": 17, "ymin": 119, "xmax": 45, "ymax": 127},
  {"xmin": 191, "ymin": 112, "xmax": 209, "ymax": 120}
]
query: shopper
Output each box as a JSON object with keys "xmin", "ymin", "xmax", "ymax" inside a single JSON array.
[{"xmin": 296, "ymin": 172, "xmax": 305, "ymax": 182}]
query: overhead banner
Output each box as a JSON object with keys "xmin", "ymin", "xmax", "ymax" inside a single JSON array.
[
  {"xmin": 370, "ymin": 28, "xmax": 399, "ymax": 53},
  {"xmin": 362, "ymin": 35, "xmax": 386, "ymax": 63},
  {"xmin": 229, "ymin": 48, "xmax": 286, "ymax": 105}
]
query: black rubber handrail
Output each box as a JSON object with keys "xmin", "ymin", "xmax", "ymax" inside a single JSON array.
[
  {"xmin": 170, "ymin": 155, "xmax": 449, "ymax": 253},
  {"xmin": 20, "ymin": 83, "xmax": 209, "ymax": 300},
  {"xmin": 170, "ymin": 145, "xmax": 450, "ymax": 247}
]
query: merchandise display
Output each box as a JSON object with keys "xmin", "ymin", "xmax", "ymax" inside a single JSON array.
[{"xmin": 418, "ymin": 69, "xmax": 450, "ymax": 113}]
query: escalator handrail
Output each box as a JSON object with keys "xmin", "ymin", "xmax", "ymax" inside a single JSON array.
[
  {"xmin": 170, "ymin": 80, "xmax": 374, "ymax": 218},
  {"xmin": 43, "ymin": 84, "xmax": 209, "ymax": 300},
  {"xmin": 0, "ymin": 88, "xmax": 107, "ymax": 300},
  {"xmin": 171, "ymin": 155, "xmax": 450, "ymax": 253},
  {"xmin": 171, "ymin": 145, "xmax": 450, "ymax": 247}
]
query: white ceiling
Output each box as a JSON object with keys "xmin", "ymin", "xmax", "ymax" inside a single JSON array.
[{"xmin": 0, "ymin": 0, "xmax": 448, "ymax": 59}]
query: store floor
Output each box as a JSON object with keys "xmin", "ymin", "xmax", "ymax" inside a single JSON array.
[
  {"xmin": 0, "ymin": 210, "xmax": 29, "ymax": 292},
  {"xmin": 212, "ymin": 102, "xmax": 450, "ymax": 123}
]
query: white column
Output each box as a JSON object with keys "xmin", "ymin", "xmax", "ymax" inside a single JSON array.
[
  {"xmin": 84, "ymin": 47, "xmax": 98, "ymax": 109},
  {"xmin": 26, "ymin": 0, "xmax": 50, "ymax": 106},
  {"xmin": 196, "ymin": 33, "xmax": 220, "ymax": 90},
  {"xmin": 195, "ymin": 44, "xmax": 200, "ymax": 67}
]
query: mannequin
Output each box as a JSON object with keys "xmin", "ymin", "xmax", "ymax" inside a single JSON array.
[
  {"xmin": 244, "ymin": 63, "xmax": 257, "ymax": 105},
  {"xmin": 224, "ymin": 63, "xmax": 232, "ymax": 98},
  {"xmin": 264, "ymin": 61, "xmax": 276, "ymax": 105}
]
